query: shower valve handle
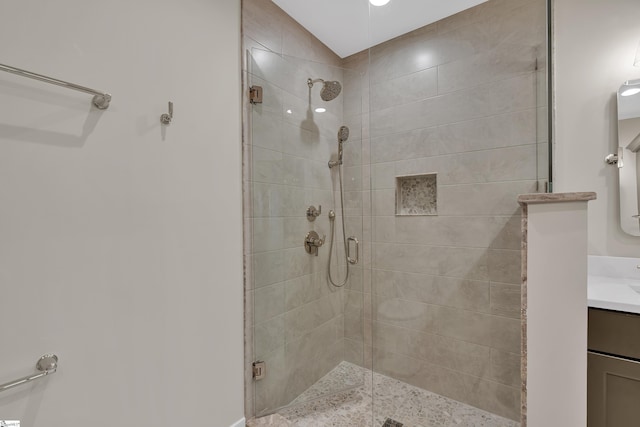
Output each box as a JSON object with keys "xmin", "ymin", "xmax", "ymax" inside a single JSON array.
[
  {"xmin": 306, "ymin": 205, "xmax": 322, "ymax": 221},
  {"xmin": 304, "ymin": 231, "xmax": 325, "ymax": 256}
]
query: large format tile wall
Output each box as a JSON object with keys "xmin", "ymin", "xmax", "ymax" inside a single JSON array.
[
  {"xmin": 242, "ymin": 0, "xmax": 362, "ymax": 417},
  {"xmin": 340, "ymin": 0, "xmax": 546, "ymax": 421}
]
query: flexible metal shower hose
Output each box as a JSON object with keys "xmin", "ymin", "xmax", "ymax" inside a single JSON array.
[{"xmin": 327, "ymin": 165, "xmax": 350, "ymax": 287}]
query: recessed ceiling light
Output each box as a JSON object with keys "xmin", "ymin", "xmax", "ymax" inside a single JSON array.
[
  {"xmin": 621, "ymin": 88, "xmax": 640, "ymax": 97},
  {"xmin": 315, "ymin": 107, "xmax": 327, "ymax": 113},
  {"xmin": 286, "ymin": 109, "xmax": 292, "ymax": 114},
  {"xmin": 370, "ymin": 0, "xmax": 390, "ymax": 6}
]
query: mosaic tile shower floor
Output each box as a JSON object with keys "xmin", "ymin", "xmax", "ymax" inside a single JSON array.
[{"xmin": 249, "ymin": 362, "xmax": 519, "ymax": 427}]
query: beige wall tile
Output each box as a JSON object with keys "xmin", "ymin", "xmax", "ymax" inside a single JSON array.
[
  {"xmin": 393, "ymin": 144, "xmax": 538, "ymax": 185},
  {"xmin": 433, "ymin": 306, "xmax": 521, "ymax": 353},
  {"xmin": 344, "ymin": 311, "xmax": 364, "ymax": 341},
  {"xmin": 251, "ymin": 108, "xmax": 283, "ymax": 152},
  {"xmin": 372, "ymin": 189, "xmax": 396, "ymax": 216},
  {"xmin": 489, "ymin": 214, "xmax": 522, "ymax": 250},
  {"xmin": 284, "ymin": 291, "xmax": 343, "ymax": 342},
  {"xmin": 252, "ymin": 217, "xmax": 284, "ymax": 252},
  {"xmin": 489, "ymin": 314, "xmax": 521, "ymax": 354},
  {"xmin": 374, "ymin": 294, "xmax": 438, "ymax": 332},
  {"xmin": 252, "ymin": 147, "xmax": 284, "ymax": 185},
  {"xmin": 284, "ymin": 273, "xmax": 323, "ymax": 311},
  {"xmin": 254, "ymin": 282, "xmax": 285, "ymax": 323},
  {"xmin": 437, "ymin": 180, "xmax": 535, "ymax": 216},
  {"xmin": 370, "ymin": 94, "xmax": 441, "ymax": 137},
  {"xmin": 370, "ymin": 67, "xmax": 438, "ymax": 112},
  {"xmin": 371, "ymin": 162, "xmax": 396, "ymax": 190},
  {"xmin": 437, "ymin": 73, "xmax": 536, "ymax": 127},
  {"xmin": 489, "ymin": 348, "xmax": 521, "ymax": 388},
  {"xmin": 255, "ymin": 315, "xmax": 285, "ymax": 358},
  {"xmin": 242, "ymin": 0, "xmax": 285, "ymax": 54},
  {"xmin": 373, "ymin": 243, "xmax": 489, "ymax": 280},
  {"xmin": 373, "ymin": 269, "xmax": 490, "ymax": 312},
  {"xmin": 438, "ymin": 44, "xmax": 536, "ymax": 94},
  {"xmin": 488, "ymin": 0, "xmax": 546, "ymax": 49},
  {"xmin": 253, "ymin": 250, "xmax": 284, "ymax": 288},
  {"xmin": 391, "ymin": 216, "xmax": 518, "ymax": 249},
  {"xmin": 344, "ymin": 338, "xmax": 365, "ymax": 366},
  {"xmin": 490, "ymin": 282, "xmax": 522, "ymax": 319},
  {"xmin": 370, "ymin": 109, "xmax": 536, "ymax": 164},
  {"xmin": 488, "ymin": 249, "xmax": 521, "ymax": 284},
  {"xmin": 368, "ymin": 25, "xmax": 439, "ymax": 83},
  {"xmin": 403, "ymin": 328, "xmax": 492, "ymax": 378}
]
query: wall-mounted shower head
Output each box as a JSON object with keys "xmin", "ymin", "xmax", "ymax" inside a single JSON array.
[{"xmin": 307, "ymin": 78, "xmax": 342, "ymax": 101}]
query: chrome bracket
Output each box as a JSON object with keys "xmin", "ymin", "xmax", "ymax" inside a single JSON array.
[
  {"xmin": 253, "ymin": 361, "xmax": 266, "ymax": 380},
  {"xmin": 249, "ymin": 86, "xmax": 263, "ymax": 104}
]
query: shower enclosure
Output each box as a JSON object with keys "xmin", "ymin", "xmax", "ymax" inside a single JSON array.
[{"xmin": 243, "ymin": 0, "xmax": 549, "ymax": 424}]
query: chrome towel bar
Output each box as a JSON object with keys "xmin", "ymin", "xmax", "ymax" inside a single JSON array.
[
  {"xmin": 0, "ymin": 63, "xmax": 111, "ymax": 109},
  {"xmin": 0, "ymin": 354, "xmax": 59, "ymax": 393}
]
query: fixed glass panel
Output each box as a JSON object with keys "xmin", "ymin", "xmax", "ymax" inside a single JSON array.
[
  {"xmin": 248, "ymin": 47, "xmax": 365, "ymax": 417},
  {"xmin": 366, "ymin": 0, "xmax": 549, "ymax": 425}
]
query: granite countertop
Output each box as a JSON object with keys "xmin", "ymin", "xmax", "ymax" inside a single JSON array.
[{"xmin": 518, "ymin": 192, "xmax": 597, "ymax": 205}]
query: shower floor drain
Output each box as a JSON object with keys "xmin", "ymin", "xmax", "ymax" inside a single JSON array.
[{"xmin": 382, "ymin": 419, "xmax": 403, "ymax": 427}]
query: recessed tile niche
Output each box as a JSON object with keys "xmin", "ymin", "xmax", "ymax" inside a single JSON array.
[{"xmin": 395, "ymin": 173, "xmax": 437, "ymax": 216}]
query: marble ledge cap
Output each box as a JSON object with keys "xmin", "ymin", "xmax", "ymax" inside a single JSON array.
[{"xmin": 518, "ymin": 192, "xmax": 597, "ymax": 205}]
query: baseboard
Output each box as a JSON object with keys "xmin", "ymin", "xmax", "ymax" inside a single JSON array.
[{"xmin": 230, "ymin": 417, "xmax": 246, "ymax": 427}]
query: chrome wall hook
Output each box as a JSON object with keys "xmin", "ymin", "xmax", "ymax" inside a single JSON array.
[{"xmin": 160, "ymin": 101, "xmax": 173, "ymax": 125}]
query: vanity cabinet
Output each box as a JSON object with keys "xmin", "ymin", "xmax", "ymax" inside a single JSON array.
[{"xmin": 588, "ymin": 308, "xmax": 640, "ymax": 426}]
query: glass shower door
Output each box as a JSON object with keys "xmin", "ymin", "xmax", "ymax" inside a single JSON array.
[{"xmin": 247, "ymin": 47, "xmax": 367, "ymax": 417}]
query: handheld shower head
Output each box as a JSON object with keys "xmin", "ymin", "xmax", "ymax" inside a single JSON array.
[
  {"xmin": 338, "ymin": 125, "xmax": 349, "ymax": 143},
  {"xmin": 329, "ymin": 126, "xmax": 350, "ymax": 169},
  {"xmin": 307, "ymin": 78, "xmax": 342, "ymax": 101}
]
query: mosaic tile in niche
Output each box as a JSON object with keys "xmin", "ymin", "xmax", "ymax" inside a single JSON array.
[{"xmin": 396, "ymin": 173, "xmax": 437, "ymax": 216}]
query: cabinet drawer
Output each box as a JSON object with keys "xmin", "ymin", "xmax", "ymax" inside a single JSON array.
[
  {"xmin": 588, "ymin": 308, "xmax": 640, "ymax": 359},
  {"xmin": 588, "ymin": 352, "xmax": 640, "ymax": 427}
]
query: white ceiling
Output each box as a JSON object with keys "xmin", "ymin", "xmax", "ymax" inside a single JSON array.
[{"xmin": 272, "ymin": 0, "xmax": 489, "ymax": 58}]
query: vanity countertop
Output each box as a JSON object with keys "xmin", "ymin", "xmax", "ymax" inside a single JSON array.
[
  {"xmin": 588, "ymin": 275, "xmax": 640, "ymax": 314},
  {"xmin": 588, "ymin": 256, "xmax": 640, "ymax": 314}
]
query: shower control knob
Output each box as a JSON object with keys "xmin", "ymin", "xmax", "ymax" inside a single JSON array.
[
  {"xmin": 306, "ymin": 205, "xmax": 322, "ymax": 222},
  {"xmin": 304, "ymin": 231, "xmax": 325, "ymax": 256}
]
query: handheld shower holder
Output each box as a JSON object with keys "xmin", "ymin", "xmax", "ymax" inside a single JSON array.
[{"xmin": 328, "ymin": 159, "xmax": 342, "ymax": 169}]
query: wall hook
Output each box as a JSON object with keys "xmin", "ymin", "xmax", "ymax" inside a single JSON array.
[{"xmin": 160, "ymin": 101, "xmax": 173, "ymax": 125}]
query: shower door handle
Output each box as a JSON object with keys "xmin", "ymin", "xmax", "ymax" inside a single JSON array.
[{"xmin": 347, "ymin": 236, "xmax": 359, "ymax": 265}]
